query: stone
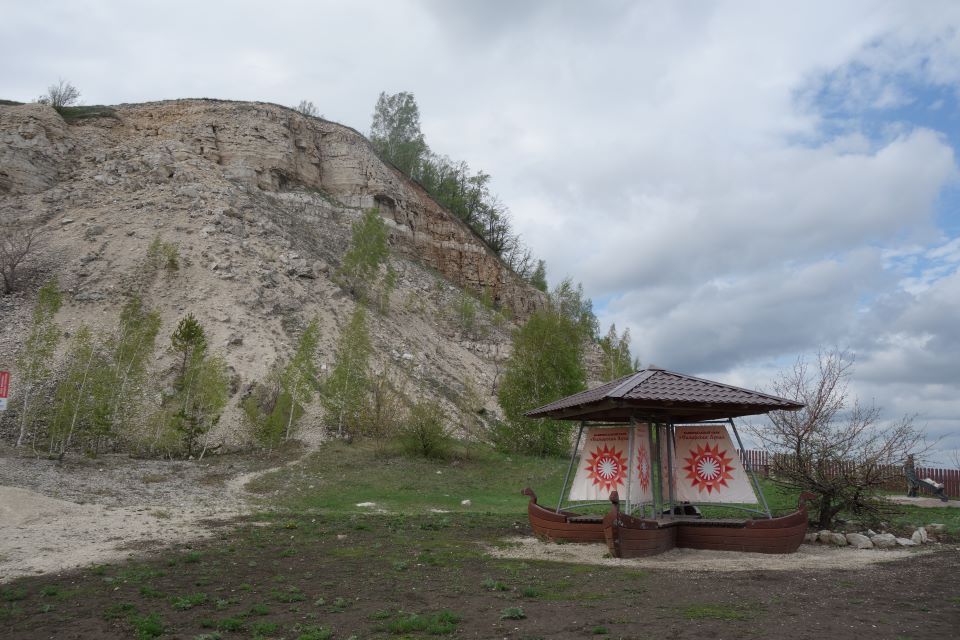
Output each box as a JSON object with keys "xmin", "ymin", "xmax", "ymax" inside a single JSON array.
[
  {"xmin": 845, "ymin": 533, "xmax": 873, "ymax": 549},
  {"xmin": 871, "ymin": 533, "xmax": 897, "ymax": 549},
  {"xmin": 917, "ymin": 526, "xmax": 929, "ymax": 543},
  {"xmin": 827, "ymin": 533, "xmax": 848, "ymax": 546},
  {"xmin": 817, "ymin": 530, "xmax": 833, "ymax": 543},
  {"xmin": 804, "ymin": 533, "xmax": 818, "ymax": 544},
  {"xmin": 911, "ymin": 529, "xmax": 925, "ymax": 545},
  {"xmin": 927, "ymin": 523, "xmax": 946, "ymax": 534},
  {"xmin": 461, "ymin": 499, "xmax": 472, "ymax": 507},
  {"xmin": 864, "ymin": 529, "xmax": 877, "ymax": 537},
  {"xmin": 896, "ymin": 537, "xmax": 917, "ymax": 547}
]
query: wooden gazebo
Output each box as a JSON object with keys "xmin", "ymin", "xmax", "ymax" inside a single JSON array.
[{"xmin": 521, "ymin": 366, "xmax": 813, "ymax": 557}]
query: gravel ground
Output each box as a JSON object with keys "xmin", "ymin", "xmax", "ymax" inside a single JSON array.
[{"xmin": 0, "ymin": 442, "xmax": 304, "ymax": 582}]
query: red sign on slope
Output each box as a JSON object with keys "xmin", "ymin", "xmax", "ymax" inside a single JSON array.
[{"xmin": 0, "ymin": 371, "xmax": 9, "ymax": 411}]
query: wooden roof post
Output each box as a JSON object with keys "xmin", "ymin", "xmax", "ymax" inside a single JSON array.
[
  {"xmin": 625, "ymin": 417, "xmax": 636, "ymax": 515},
  {"xmin": 665, "ymin": 421, "xmax": 676, "ymax": 515}
]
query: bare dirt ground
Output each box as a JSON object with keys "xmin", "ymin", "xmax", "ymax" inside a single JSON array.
[{"xmin": 0, "ymin": 442, "xmax": 304, "ymax": 583}]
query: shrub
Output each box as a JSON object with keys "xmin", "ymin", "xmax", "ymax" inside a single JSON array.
[{"xmin": 398, "ymin": 399, "xmax": 453, "ymax": 459}]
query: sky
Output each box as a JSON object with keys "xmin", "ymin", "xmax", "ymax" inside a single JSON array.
[{"xmin": 2, "ymin": 1, "xmax": 958, "ymax": 464}]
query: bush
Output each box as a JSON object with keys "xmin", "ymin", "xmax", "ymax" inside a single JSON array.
[{"xmin": 399, "ymin": 399, "xmax": 453, "ymax": 459}]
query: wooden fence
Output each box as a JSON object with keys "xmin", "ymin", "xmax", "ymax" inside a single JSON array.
[{"xmin": 736, "ymin": 449, "xmax": 959, "ymax": 498}]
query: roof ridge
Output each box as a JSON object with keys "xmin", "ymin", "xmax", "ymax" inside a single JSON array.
[
  {"xmin": 656, "ymin": 369, "xmax": 800, "ymax": 405},
  {"xmin": 607, "ymin": 369, "xmax": 658, "ymax": 399}
]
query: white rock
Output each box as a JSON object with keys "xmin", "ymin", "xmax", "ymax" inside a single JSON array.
[
  {"xmin": 871, "ymin": 533, "xmax": 897, "ymax": 549},
  {"xmin": 911, "ymin": 530, "xmax": 924, "ymax": 545},
  {"xmin": 804, "ymin": 533, "xmax": 818, "ymax": 543},
  {"xmin": 818, "ymin": 530, "xmax": 833, "ymax": 543},
  {"xmin": 864, "ymin": 529, "xmax": 877, "ymax": 537},
  {"xmin": 917, "ymin": 527, "xmax": 929, "ymax": 543},
  {"xmin": 896, "ymin": 537, "xmax": 917, "ymax": 547},
  {"xmin": 461, "ymin": 499, "xmax": 472, "ymax": 507},
  {"xmin": 927, "ymin": 523, "xmax": 946, "ymax": 534},
  {"xmin": 828, "ymin": 533, "xmax": 848, "ymax": 546},
  {"xmin": 845, "ymin": 533, "xmax": 873, "ymax": 549},
  {"xmin": 355, "ymin": 502, "xmax": 376, "ymax": 508}
]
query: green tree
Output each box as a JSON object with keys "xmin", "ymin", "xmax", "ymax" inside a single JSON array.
[
  {"xmin": 399, "ymin": 398, "xmax": 453, "ymax": 460},
  {"xmin": 244, "ymin": 319, "xmax": 323, "ymax": 450},
  {"xmin": 550, "ymin": 277, "xmax": 598, "ymax": 341},
  {"xmin": 47, "ymin": 325, "xmax": 99, "ymax": 460},
  {"xmin": 166, "ymin": 315, "xmax": 228, "ymax": 458},
  {"xmin": 336, "ymin": 209, "xmax": 389, "ymax": 300},
  {"xmin": 529, "ymin": 260, "xmax": 548, "ymax": 292},
  {"xmin": 171, "ymin": 314, "xmax": 206, "ymax": 380},
  {"xmin": 598, "ymin": 324, "xmax": 635, "ymax": 382},
  {"xmin": 95, "ymin": 296, "xmax": 161, "ymax": 439},
  {"xmin": 322, "ymin": 306, "xmax": 372, "ymax": 438},
  {"xmin": 370, "ymin": 91, "xmax": 428, "ymax": 176},
  {"xmin": 495, "ymin": 308, "xmax": 587, "ymax": 456},
  {"xmin": 15, "ymin": 279, "xmax": 62, "ymax": 447}
]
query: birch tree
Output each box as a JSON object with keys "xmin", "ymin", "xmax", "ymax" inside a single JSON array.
[
  {"xmin": 48, "ymin": 326, "xmax": 98, "ymax": 460},
  {"xmin": 15, "ymin": 279, "xmax": 62, "ymax": 447},
  {"xmin": 322, "ymin": 306, "xmax": 372, "ymax": 438}
]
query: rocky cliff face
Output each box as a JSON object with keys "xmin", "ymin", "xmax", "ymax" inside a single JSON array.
[{"xmin": 0, "ymin": 99, "xmax": 546, "ymax": 444}]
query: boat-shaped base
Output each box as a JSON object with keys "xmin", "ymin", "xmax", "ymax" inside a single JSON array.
[
  {"xmin": 603, "ymin": 491, "xmax": 814, "ymax": 558},
  {"xmin": 522, "ymin": 488, "xmax": 606, "ymax": 542}
]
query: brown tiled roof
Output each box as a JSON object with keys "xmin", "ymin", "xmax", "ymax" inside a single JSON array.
[{"xmin": 524, "ymin": 367, "xmax": 803, "ymax": 422}]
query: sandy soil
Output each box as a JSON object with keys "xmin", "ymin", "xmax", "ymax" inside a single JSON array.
[
  {"xmin": 487, "ymin": 535, "xmax": 927, "ymax": 572},
  {"xmin": 0, "ymin": 445, "xmax": 301, "ymax": 583}
]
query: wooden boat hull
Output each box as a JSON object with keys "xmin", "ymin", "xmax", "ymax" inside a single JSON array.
[
  {"xmin": 522, "ymin": 488, "xmax": 606, "ymax": 542},
  {"xmin": 603, "ymin": 491, "xmax": 814, "ymax": 558}
]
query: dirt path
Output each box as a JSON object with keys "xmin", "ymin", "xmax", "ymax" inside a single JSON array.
[{"xmin": 0, "ymin": 445, "xmax": 307, "ymax": 583}]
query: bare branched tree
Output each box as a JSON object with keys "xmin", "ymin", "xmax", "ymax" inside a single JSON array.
[
  {"xmin": 0, "ymin": 219, "xmax": 42, "ymax": 294},
  {"xmin": 295, "ymin": 100, "xmax": 319, "ymax": 117},
  {"xmin": 37, "ymin": 79, "xmax": 81, "ymax": 108},
  {"xmin": 749, "ymin": 349, "xmax": 927, "ymax": 528}
]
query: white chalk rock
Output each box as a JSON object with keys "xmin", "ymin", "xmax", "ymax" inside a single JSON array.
[
  {"xmin": 828, "ymin": 533, "xmax": 848, "ymax": 546},
  {"xmin": 927, "ymin": 523, "xmax": 946, "ymax": 534},
  {"xmin": 871, "ymin": 533, "xmax": 897, "ymax": 549},
  {"xmin": 818, "ymin": 530, "xmax": 833, "ymax": 543},
  {"xmin": 461, "ymin": 499, "xmax": 472, "ymax": 507},
  {"xmin": 896, "ymin": 537, "xmax": 917, "ymax": 547},
  {"xmin": 845, "ymin": 533, "xmax": 873, "ymax": 549}
]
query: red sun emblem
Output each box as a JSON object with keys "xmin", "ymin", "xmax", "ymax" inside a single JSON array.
[
  {"xmin": 683, "ymin": 443, "xmax": 735, "ymax": 494},
  {"xmin": 585, "ymin": 445, "xmax": 627, "ymax": 492},
  {"xmin": 636, "ymin": 445, "xmax": 650, "ymax": 493}
]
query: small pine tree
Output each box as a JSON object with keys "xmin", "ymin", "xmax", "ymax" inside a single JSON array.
[
  {"xmin": 322, "ymin": 306, "xmax": 372, "ymax": 438},
  {"xmin": 15, "ymin": 279, "xmax": 62, "ymax": 447},
  {"xmin": 166, "ymin": 315, "xmax": 228, "ymax": 457}
]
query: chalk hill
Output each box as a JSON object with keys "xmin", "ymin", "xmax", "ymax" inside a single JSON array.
[{"xmin": 0, "ymin": 99, "xmax": 547, "ymax": 444}]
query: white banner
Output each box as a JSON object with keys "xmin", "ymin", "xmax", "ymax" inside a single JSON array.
[
  {"xmin": 569, "ymin": 425, "xmax": 653, "ymax": 503},
  {"xmin": 668, "ymin": 425, "xmax": 757, "ymax": 504}
]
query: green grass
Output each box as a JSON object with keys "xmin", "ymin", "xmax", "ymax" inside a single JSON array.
[
  {"xmin": 681, "ymin": 603, "xmax": 756, "ymax": 621},
  {"xmin": 131, "ymin": 612, "xmax": 165, "ymax": 639},
  {"xmin": 246, "ymin": 440, "xmax": 568, "ymax": 514},
  {"xmin": 55, "ymin": 105, "xmax": 118, "ymax": 121},
  {"xmin": 500, "ymin": 606, "xmax": 526, "ymax": 620},
  {"xmin": 171, "ymin": 592, "xmax": 208, "ymax": 610},
  {"xmin": 384, "ymin": 610, "xmax": 462, "ymax": 635}
]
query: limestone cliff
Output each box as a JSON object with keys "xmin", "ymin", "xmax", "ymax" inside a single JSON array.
[{"xmin": 0, "ymin": 99, "xmax": 546, "ymax": 445}]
